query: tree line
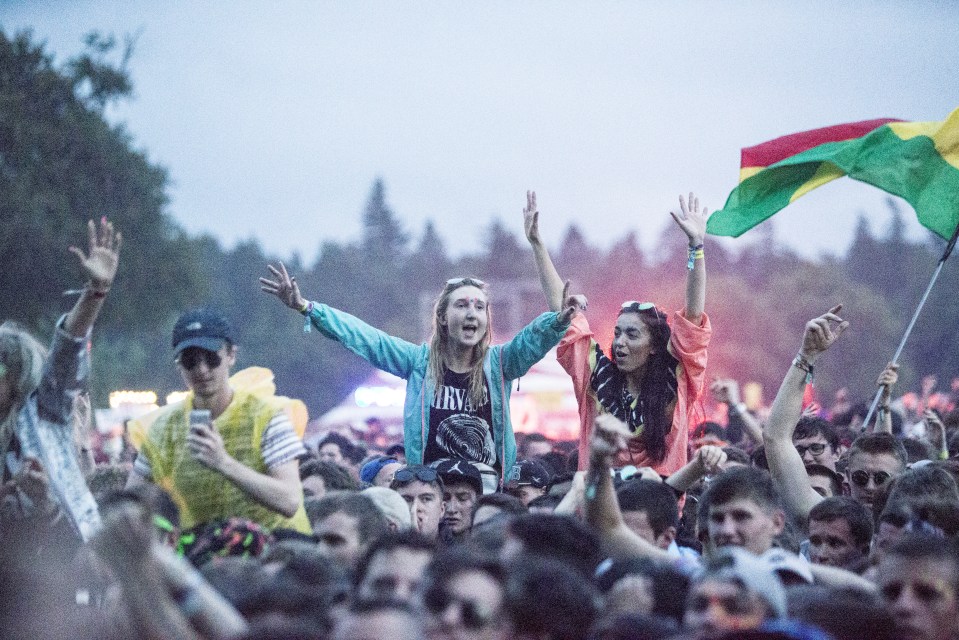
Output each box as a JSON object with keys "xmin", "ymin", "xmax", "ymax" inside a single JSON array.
[{"xmin": 2, "ymin": 29, "xmax": 956, "ymax": 420}]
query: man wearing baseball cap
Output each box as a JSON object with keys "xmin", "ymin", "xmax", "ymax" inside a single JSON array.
[
  {"xmin": 433, "ymin": 458, "xmax": 484, "ymax": 540},
  {"xmin": 505, "ymin": 459, "xmax": 551, "ymax": 506},
  {"xmin": 127, "ymin": 308, "xmax": 310, "ymax": 533}
]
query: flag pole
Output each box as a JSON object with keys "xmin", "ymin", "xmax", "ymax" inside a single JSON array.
[{"xmin": 863, "ymin": 218, "xmax": 959, "ymax": 429}]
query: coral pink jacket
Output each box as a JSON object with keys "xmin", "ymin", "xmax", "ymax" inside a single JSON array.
[{"xmin": 558, "ymin": 310, "xmax": 711, "ymax": 475}]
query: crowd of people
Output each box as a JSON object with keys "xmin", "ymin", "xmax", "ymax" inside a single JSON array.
[{"xmin": 4, "ymin": 198, "xmax": 959, "ymax": 640}]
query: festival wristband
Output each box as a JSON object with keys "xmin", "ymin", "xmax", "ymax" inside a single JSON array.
[
  {"xmin": 792, "ymin": 354, "xmax": 814, "ymax": 384},
  {"xmin": 687, "ymin": 244, "xmax": 704, "ymax": 270},
  {"xmin": 301, "ymin": 301, "xmax": 314, "ymax": 333}
]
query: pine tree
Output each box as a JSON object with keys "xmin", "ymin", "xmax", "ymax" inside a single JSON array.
[
  {"xmin": 362, "ymin": 178, "xmax": 409, "ymax": 268},
  {"xmin": 482, "ymin": 218, "xmax": 531, "ymax": 280}
]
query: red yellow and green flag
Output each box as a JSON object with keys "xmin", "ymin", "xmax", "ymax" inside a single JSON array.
[{"xmin": 706, "ymin": 107, "xmax": 959, "ymax": 240}]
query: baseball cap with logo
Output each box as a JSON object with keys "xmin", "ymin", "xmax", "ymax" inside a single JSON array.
[
  {"xmin": 506, "ymin": 459, "xmax": 551, "ymax": 490},
  {"xmin": 172, "ymin": 308, "xmax": 236, "ymax": 356},
  {"xmin": 432, "ymin": 458, "xmax": 484, "ymax": 496}
]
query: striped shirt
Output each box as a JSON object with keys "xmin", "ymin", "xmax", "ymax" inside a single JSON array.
[{"xmin": 133, "ymin": 412, "xmax": 306, "ymax": 479}]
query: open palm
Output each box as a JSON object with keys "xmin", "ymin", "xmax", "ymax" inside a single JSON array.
[{"xmin": 70, "ymin": 218, "xmax": 122, "ymax": 287}]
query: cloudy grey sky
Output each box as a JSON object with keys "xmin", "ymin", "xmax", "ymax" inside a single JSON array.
[{"xmin": 3, "ymin": 1, "xmax": 957, "ymax": 262}]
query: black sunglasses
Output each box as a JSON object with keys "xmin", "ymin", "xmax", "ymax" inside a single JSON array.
[
  {"xmin": 424, "ymin": 588, "xmax": 496, "ymax": 629},
  {"xmin": 849, "ymin": 470, "xmax": 892, "ymax": 488},
  {"xmin": 176, "ymin": 348, "xmax": 223, "ymax": 370},
  {"xmin": 795, "ymin": 442, "xmax": 827, "ymax": 457},
  {"xmin": 393, "ymin": 466, "xmax": 439, "ymax": 484}
]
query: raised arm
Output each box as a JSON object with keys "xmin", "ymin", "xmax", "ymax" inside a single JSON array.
[
  {"xmin": 711, "ymin": 378, "xmax": 763, "ymax": 446},
  {"xmin": 524, "ymin": 190, "xmax": 566, "ymax": 313},
  {"xmin": 584, "ymin": 415, "xmax": 671, "ymax": 562},
  {"xmin": 64, "ymin": 217, "xmax": 122, "ymax": 338},
  {"xmin": 260, "ymin": 261, "xmax": 308, "ymax": 311},
  {"xmin": 95, "ymin": 497, "xmax": 247, "ymax": 640},
  {"xmin": 94, "ymin": 498, "xmax": 205, "ymax": 640},
  {"xmin": 764, "ymin": 306, "xmax": 848, "ymax": 522},
  {"xmin": 665, "ymin": 444, "xmax": 727, "ymax": 494},
  {"xmin": 922, "ymin": 409, "xmax": 949, "ymax": 461},
  {"xmin": 671, "ymin": 192, "xmax": 708, "ymax": 324},
  {"xmin": 499, "ymin": 292, "xmax": 580, "ymax": 380},
  {"xmin": 873, "ymin": 363, "xmax": 898, "ymax": 434},
  {"xmin": 552, "ymin": 470, "xmax": 586, "ymax": 516},
  {"xmin": 151, "ymin": 544, "xmax": 249, "ymax": 639},
  {"xmin": 260, "ymin": 261, "xmax": 420, "ymax": 377}
]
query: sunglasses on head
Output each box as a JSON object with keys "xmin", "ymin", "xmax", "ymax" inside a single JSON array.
[
  {"xmin": 176, "ymin": 348, "xmax": 223, "ymax": 370},
  {"xmin": 795, "ymin": 442, "xmax": 828, "ymax": 457},
  {"xmin": 392, "ymin": 466, "xmax": 439, "ymax": 484},
  {"xmin": 849, "ymin": 469, "xmax": 892, "ymax": 488},
  {"xmin": 621, "ymin": 301, "xmax": 656, "ymax": 311},
  {"xmin": 446, "ymin": 277, "xmax": 487, "ymax": 288},
  {"xmin": 424, "ymin": 588, "xmax": 496, "ymax": 629},
  {"xmin": 620, "ymin": 301, "xmax": 664, "ymax": 320}
]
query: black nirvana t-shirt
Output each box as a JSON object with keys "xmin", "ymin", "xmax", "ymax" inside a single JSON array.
[{"xmin": 424, "ymin": 368, "xmax": 497, "ymax": 470}]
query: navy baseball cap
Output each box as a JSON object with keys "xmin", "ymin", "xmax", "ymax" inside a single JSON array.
[
  {"xmin": 172, "ymin": 308, "xmax": 235, "ymax": 355},
  {"xmin": 432, "ymin": 458, "xmax": 484, "ymax": 496}
]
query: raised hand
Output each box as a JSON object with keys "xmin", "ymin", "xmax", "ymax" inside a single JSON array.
[
  {"xmin": 710, "ymin": 378, "xmax": 742, "ymax": 406},
  {"xmin": 557, "ymin": 280, "xmax": 587, "ymax": 323},
  {"xmin": 670, "ymin": 192, "xmax": 709, "ymax": 247},
  {"xmin": 923, "ymin": 409, "xmax": 947, "ymax": 452},
  {"xmin": 694, "ymin": 444, "xmax": 728, "ymax": 475},
  {"xmin": 799, "ymin": 305, "xmax": 849, "ymax": 362},
  {"xmin": 877, "ymin": 363, "xmax": 900, "ymax": 401},
  {"xmin": 523, "ymin": 190, "xmax": 542, "ymax": 245},
  {"xmin": 591, "ymin": 414, "xmax": 631, "ymax": 465},
  {"xmin": 69, "ymin": 217, "xmax": 122, "ymax": 290},
  {"xmin": 921, "ymin": 374, "xmax": 938, "ymax": 396},
  {"xmin": 801, "ymin": 402, "xmax": 822, "ymax": 419},
  {"xmin": 259, "ymin": 262, "xmax": 306, "ymax": 311}
]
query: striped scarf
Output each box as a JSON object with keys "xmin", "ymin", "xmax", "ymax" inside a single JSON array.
[{"xmin": 589, "ymin": 343, "xmax": 646, "ymax": 436}]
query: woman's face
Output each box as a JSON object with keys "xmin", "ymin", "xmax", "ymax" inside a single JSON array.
[
  {"xmin": 612, "ymin": 312, "xmax": 654, "ymax": 374},
  {"xmin": 441, "ymin": 285, "xmax": 489, "ymax": 350}
]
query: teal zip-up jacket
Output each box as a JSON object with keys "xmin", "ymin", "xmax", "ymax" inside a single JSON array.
[{"xmin": 303, "ymin": 303, "xmax": 569, "ymax": 481}]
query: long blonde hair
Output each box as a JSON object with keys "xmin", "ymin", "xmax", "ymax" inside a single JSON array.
[
  {"xmin": 0, "ymin": 322, "xmax": 48, "ymax": 458},
  {"xmin": 427, "ymin": 278, "xmax": 492, "ymax": 408}
]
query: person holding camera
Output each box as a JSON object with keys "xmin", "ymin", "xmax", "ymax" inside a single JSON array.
[{"xmin": 127, "ymin": 309, "xmax": 310, "ymax": 533}]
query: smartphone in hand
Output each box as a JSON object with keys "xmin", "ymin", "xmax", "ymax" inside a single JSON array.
[{"xmin": 189, "ymin": 409, "xmax": 212, "ymax": 433}]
